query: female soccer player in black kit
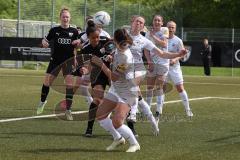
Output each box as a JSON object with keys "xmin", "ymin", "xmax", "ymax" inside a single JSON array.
[
  {"xmin": 36, "ymin": 7, "xmax": 80, "ymax": 121},
  {"xmin": 79, "ymin": 21, "xmax": 113, "ymax": 137}
]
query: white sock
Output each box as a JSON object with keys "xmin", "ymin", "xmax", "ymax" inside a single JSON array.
[
  {"xmin": 138, "ymin": 98, "xmax": 158, "ymax": 130},
  {"xmin": 156, "ymin": 94, "xmax": 165, "ymax": 113},
  {"xmin": 116, "ymin": 124, "xmax": 139, "ymax": 145},
  {"xmin": 146, "ymin": 89, "xmax": 153, "ymax": 107},
  {"xmin": 130, "ymin": 98, "xmax": 138, "ymax": 116},
  {"xmin": 80, "ymin": 85, "xmax": 93, "ymax": 106},
  {"xmin": 179, "ymin": 90, "xmax": 190, "ymax": 111},
  {"xmin": 99, "ymin": 118, "xmax": 121, "ymax": 140},
  {"xmin": 138, "ymin": 98, "xmax": 151, "ymax": 116}
]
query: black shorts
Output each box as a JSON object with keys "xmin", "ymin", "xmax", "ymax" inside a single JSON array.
[
  {"xmin": 46, "ymin": 58, "xmax": 74, "ymax": 76},
  {"xmin": 91, "ymin": 72, "xmax": 110, "ymax": 90},
  {"xmin": 71, "ymin": 66, "xmax": 83, "ymax": 77}
]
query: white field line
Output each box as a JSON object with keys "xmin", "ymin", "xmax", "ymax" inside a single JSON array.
[
  {"xmin": 184, "ymin": 82, "xmax": 240, "ymax": 86},
  {"xmin": 0, "ymin": 111, "xmax": 88, "ymax": 123},
  {"xmin": 150, "ymin": 96, "xmax": 240, "ymax": 106},
  {"xmin": 1, "ymin": 96, "xmax": 240, "ymax": 123},
  {"xmin": 0, "ymin": 74, "xmax": 44, "ymax": 78}
]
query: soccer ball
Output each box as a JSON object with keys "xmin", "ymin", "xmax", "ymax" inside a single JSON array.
[{"xmin": 93, "ymin": 11, "xmax": 111, "ymax": 26}]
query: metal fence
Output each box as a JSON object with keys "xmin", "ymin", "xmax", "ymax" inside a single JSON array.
[
  {"xmin": 1, "ymin": 0, "xmax": 240, "ymax": 43},
  {"xmin": 0, "ymin": 0, "xmax": 240, "ymax": 76}
]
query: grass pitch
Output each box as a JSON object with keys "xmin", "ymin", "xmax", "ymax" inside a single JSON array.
[{"xmin": 0, "ymin": 68, "xmax": 240, "ymax": 160}]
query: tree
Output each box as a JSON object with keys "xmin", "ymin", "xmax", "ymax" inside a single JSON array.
[{"xmin": 0, "ymin": 0, "xmax": 17, "ymax": 19}]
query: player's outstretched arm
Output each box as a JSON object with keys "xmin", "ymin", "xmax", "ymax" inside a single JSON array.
[{"xmin": 152, "ymin": 47, "xmax": 187, "ymax": 59}]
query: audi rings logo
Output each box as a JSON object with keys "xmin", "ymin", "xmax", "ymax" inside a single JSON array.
[
  {"xmin": 58, "ymin": 38, "xmax": 72, "ymax": 44},
  {"xmin": 235, "ymin": 49, "xmax": 240, "ymax": 62}
]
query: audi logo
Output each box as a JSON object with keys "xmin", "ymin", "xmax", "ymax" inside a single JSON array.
[{"xmin": 57, "ymin": 38, "xmax": 72, "ymax": 44}]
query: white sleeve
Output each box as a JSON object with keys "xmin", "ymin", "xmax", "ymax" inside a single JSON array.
[
  {"xmin": 144, "ymin": 37, "xmax": 156, "ymax": 52},
  {"xmin": 177, "ymin": 39, "xmax": 184, "ymax": 52}
]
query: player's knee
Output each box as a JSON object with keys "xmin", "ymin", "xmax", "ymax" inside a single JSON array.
[
  {"xmin": 176, "ymin": 85, "xmax": 184, "ymax": 92},
  {"xmin": 43, "ymin": 75, "xmax": 52, "ymax": 86},
  {"xmin": 112, "ymin": 116, "xmax": 124, "ymax": 128}
]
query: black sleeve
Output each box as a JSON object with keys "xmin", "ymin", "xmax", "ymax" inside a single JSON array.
[
  {"xmin": 73, "ymin": 29, "xmax": 79, "ymax": 40},
  {"xmin": 45, "ymin": 27, "xmax": 55, "ymax": 42}
]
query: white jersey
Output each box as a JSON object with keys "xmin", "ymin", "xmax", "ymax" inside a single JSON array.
[
  {"xmin": 111, "ymin": 49, "xmax": 137, "ymax": 95},
  {"xmin": 129, "ymin": 33, "xmax": 155, "ymax": 64},
  {"xmin": 168, "ymin": 35, "xmax": 184, "ymax": 68},
  {"xmin": 145, "ymin": 27, "xmax": 169, "ymax": 66},
  {"xmin": 167, "ymin": 35, "xmax": 184, "ymax": 85},
  {"xmin": 80, "ymin": 29, "xmax": 111, "ymax": 44},
  {"xmin": 106, "ymin": 49, "xmax": 138, "ymax": 106}
]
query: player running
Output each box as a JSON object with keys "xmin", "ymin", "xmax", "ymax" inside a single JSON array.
[
  {"xmin": 126, "ymin": 16, "xmax": 187, "ymax": 137},
  {"xmin": 159, "ymin": 21, "xmax": 193, "ymax": 117},
  {"xmin": 144, "ymin": 15, "xmax": 170, "ymax": 120},
  {"xmin": 78, "ymin": 21, "xmax": 113, "ymax": 137},
  {"xmin": 93, "ymin": 28, "xmax": 140, "ymax": 152},
  {"xmin": 36, "ymin": 7, "xmax": 79, "ymax": 120}
]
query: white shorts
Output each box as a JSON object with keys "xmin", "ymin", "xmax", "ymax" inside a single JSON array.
[
  {"xmin": 104, "ymin": 86, "xmax": 137, "ymax": 107},
  {"xmin": 147, "ymin": 64, "xmax": 169, "ymax": 77},
  {"xmin": 167, "ymin": 65, "xmax": 184, "ymax": 85},
  {"xmin": 134, "ymin": 63, "xmax": 146, "ymax": 78}
]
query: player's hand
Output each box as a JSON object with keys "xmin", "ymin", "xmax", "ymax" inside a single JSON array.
[
  {"xmin": 72, "ymin": 39, "xmax": 81, "ymax": 47},
  {"xmin": 148, "ymin": 62, "xmax": 154, "ymax": 72},
  {"xmin": 42, "ymin": 39, "xmax": 49, "ymax": 48},
  {"xmin": 179, "ymin": 48, "xmax": 187, "ymax": 57},
  {"xmin": 91, "ymin": 56, "xmax": 104, "ymax": 67},
  {"xmin": 170, "ymin": 59, "xmax": 178, "ymax": 65}
]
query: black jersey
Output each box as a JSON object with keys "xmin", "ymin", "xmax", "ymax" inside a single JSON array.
[
  {"xmin": 80, "ymin": 37, "xmax": 112, "ymax": 84},
  {"xmin": 80, "ymin": 37, "xmax": 111, "ymax": 67},
  {"xmin": 45, "ymin": 26, "xmax": 78, "ymax": 63}
]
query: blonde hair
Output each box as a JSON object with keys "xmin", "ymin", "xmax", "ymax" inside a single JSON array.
[
  {"xmin": 60, "ymin": 7, "xmax": 70, "ymax": 17},
  {"xmin": 167, "ymin": 21, "xmax": 177, "ymax": 27}
]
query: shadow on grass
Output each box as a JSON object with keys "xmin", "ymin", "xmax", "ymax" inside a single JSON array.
[
  {"xmin": 4, "ymin": 131, "xmax": 110, "ymax": 139},
  {"xmin": 21, "ymin": 148, "xmax": 122, "ymax": 154},
  {"xmin": 0, "ymin": 136, "xmax": 14, "ymax": 139},
  {"xmin": 206, "ymin": 134, "xmax": 240, "ymax": 143}
]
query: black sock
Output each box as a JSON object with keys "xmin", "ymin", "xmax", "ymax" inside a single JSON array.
[
  {"xmin": 127, "ymin": 121, "xmax": 135, "ymax": 131},
  {"xmin": 86, "ymin": 102, "xmax": 98, "ymax": 131},
  {"xmin": 66, "ymin": 88, "xmax": 73, "ymax": 110},
  {"xmin": 41, "ymin": 84, "xmax": 49, "ymax": 102}
]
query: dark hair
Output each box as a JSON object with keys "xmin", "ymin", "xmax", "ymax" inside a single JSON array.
[
  {"xmin": 86, "ymin": 15, "xmax": 93, "ymax": 22},
  {"xmin": 86, "ymin": 20, "xmax": 99, "ymax": 36},
  {"xmin": 76, "ymin": 26, "xmax": 82, "ymax": 30},
  {"xmin": 114, "ymin": 28, "xmax": 133, "ymax": 45}
]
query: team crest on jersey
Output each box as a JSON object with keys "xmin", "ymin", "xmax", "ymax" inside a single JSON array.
[
  {"xmin": 69, "ymin": 32, "xmax": 73, "ymax": 37},
  {"xmin": 116, "ymin": 63, "xmax": 128, "ymax": 73}
]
